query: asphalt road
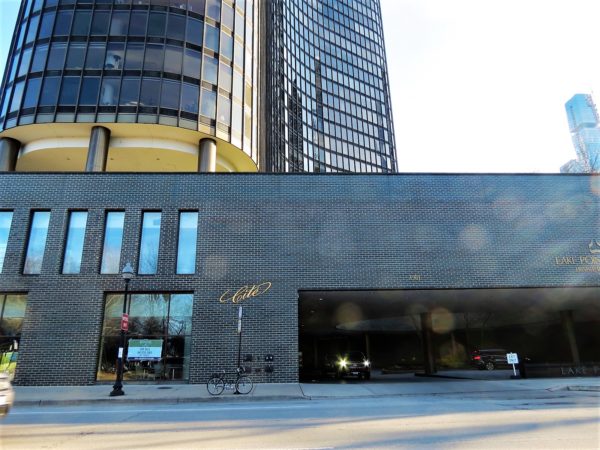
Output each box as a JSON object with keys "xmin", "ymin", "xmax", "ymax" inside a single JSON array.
[{"xmin": 1, "ymin": 390, "xmax": 599, "ymax": 449}]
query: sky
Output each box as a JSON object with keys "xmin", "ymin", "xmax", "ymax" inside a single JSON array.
[{"xmin": 1, "ymin": 0, "xmax": 599, "ymax": 173}]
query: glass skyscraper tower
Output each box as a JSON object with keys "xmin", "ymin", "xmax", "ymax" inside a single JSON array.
[
  {"xmin": 561, "ymin": 93, "xmax": 600, "ymax": 173},
  {"xmin": 263, "ymin": 0, "xmax": 397, "ymax": 172},
  {"xmin": 0, "ymin": 0, "xmax": 396, "ymax": 173}
]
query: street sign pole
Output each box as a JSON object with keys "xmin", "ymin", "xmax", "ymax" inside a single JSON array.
[{"xmin": 235, "ymin": 306, "xmax": 243, "ymax": 395}]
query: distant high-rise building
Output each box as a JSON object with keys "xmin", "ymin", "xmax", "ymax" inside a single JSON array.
[{"xmin": 561, "ymin": 93, "xmax": 600, "ymax": 173}]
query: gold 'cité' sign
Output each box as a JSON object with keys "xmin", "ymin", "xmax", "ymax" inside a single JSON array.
[{"xmin": 219, "ymin": 282, "xmax": 272, "ymax": 304}]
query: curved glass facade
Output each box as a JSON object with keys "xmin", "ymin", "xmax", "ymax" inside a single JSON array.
[
  {"xmin": 263, "ymin": 0, "xmax": 397, "ymax": 173},
  {"xmin": 0, "ymin": 0, "xmax": 257, "ymax": 166}
]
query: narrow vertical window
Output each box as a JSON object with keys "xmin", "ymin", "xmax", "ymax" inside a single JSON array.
[
  {"xmin": 23, "ymin": 211, "xmax": 51, "ymax": 275},
  {"xmin": 62, "ymin": 211, "xmax": 88, "ymax": 274},
  {"xmin": 101, "ymin": 211, "xmax": 125, "ymax": 274},
  {"xmin": 176, "ymin": 212, "xmax": 198, "ymax": 274},
  {"xmin": 0, "ymin": 212, "xmax": 13, "ymax": 273},
  {"xmin": 138, "ymin": 212, "xmax": 161, "ymax": 275}
]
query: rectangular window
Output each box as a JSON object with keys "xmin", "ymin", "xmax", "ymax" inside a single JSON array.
[
  {"xmin": 0, "ymin": 212, "xmax": 13, "ymax": 273},
  {"xmin": 0, "ymin": 294, "xmax": 28, "ymax": 379},
  {"xmin": 101, "ymin": 211, "xmax": 125, "ymax": 274},
  {"xmin": 23, "ymin": 211, "xmax": 51, "ymax": 275},
  {"xmin": 62, "ymin": 211, "xmax": 88, "ymax": 274},
  {"xmin": 138, "ymin": 212, "xmax": 161, "ymax": 275},
  {"xmin": 176, "ymin": 212, "xmax": 198, "ymax": 274},
  {"xmin": 97, "ymin": 293, "xmax": 192, "ymax": 382}
]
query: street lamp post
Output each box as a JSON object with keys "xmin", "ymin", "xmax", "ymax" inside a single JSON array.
[{"xmin": 110, "ymin": 262, "xmax": 134, "ymax": 397}]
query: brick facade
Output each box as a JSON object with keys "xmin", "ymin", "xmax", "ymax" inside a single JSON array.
[{"xmin": 0, "ymin": 173, "xmax": 598, "ymax": 385}]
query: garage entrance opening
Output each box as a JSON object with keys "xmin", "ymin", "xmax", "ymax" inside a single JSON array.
[{"xmin": 298, "ymin": 287, "xmax": 600, "ymax": 382}]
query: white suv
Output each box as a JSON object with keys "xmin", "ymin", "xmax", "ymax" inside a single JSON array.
[{"xmin": 0, "ymin": 372, "xmax": 14, "ymax": 417}]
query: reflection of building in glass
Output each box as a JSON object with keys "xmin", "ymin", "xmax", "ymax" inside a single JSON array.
[
  {"xmin": 263, "ymin": 0, "xmax": 397, "ymax": 173},
  {"xmin": 561, "ymin": 94, "xmax": 600, "ymax": 173}
]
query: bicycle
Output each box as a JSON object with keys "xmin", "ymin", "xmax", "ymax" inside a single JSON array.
[{"xmin": 207, "ymin": 367, "xmax": 253, "ymax": 395}]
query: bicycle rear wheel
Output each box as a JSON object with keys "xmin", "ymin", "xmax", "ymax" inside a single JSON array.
[
  {"xmin": 207, "ymin": 377, "xmax": 225, "ymax": 395},
  {"xmin": 235, "ymin": 376, "xmax": 253, "ymax": 394}
]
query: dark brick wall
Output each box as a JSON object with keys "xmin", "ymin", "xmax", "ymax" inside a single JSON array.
[{"xmin": 0, "ymin": 173, "xmax": 598, "ymax": 385}]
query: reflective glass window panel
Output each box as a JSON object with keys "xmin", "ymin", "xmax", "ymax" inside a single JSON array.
[
  {"xmin": 188, "ymin": 0, "xmax": 205, "ymax": 14},
  {"xmin": 217, "ymin": 95, "xmax": 230, "ymax": 125},
  {"xmin": 39, "ymin": 76, "xmax": 60, "ymax": 106},
  {"xmin": 1, "ymin": 89, "xmax": 11, "ymax": 118},
  {"xmin": 47, "ymin": 42, "xmax": 67, "ymax": 70},
  {"xmin": 176, "ymin": 212, "xmax": 198, "ymax": 274},
  {"xmin": 39, "ymin": 12, "xmax": 56, "ymax": 40},
  {"xmin": 138, "ymin": 212, "xmax": 161, "ymax": 275},
  {"xmin": 85, "ymin": 43, "xmax": 106, "ymax": 69},
  {"xmin": 100, "ymin": 212, "xmax": 125, "ymax": 274},
  {"xmin": 186, "ymin": 17, "xmax": 203, "ymax": 47},
  {"xmin": 23, "ymin": 211, "xmax": 51, "ymax": 275},
  {"xmin": 140, "ymin": 78, "xmax": 160, "ymax": 107},
  {"xmin": 234, "ymin": 10, "xmax": 243, "ymax": 38},
  {"xmin": 80, "ymin": 77, "xmax": 100, "ymax": 105},
  {"xmin": 183, "ymin": 48, "xmax": 201, "ymax": 79},
  {"xmin": 220, "ymin": 33, "xmax": 233, "ymax": 60},
  {"xmin": 206, "ymin": 0, "xmax": 220, "ymax": 20},
  {"xmin": 221, "ymin": 4, "xmax": 233, "ymax": 29},
  {"xmin": 166, "ymin": 14, "xmax": 185, "ymax": 40},
  {"xmin": 62, "ymin": 211, "xmax": 88, "ymax": 274},
  {"xmin": 91, "ymin": 11, "xmax": 110, "ymax": 35},
  {"xmin": 130, "ymin": 11, "xmax": 147, "ymax": 36},
  {"xmin": 204, "ymin": 24, "xmax": 219, "ymax": 52},
  {"xmin": 105, "ymin": 43, "xmax": 124, "ymax": 70},
  {"xmin": 181, "ymin": 83, "xmax": 198, "ymax": 113},
  {"xmin": 0, "ymin": 294, "xmax": 28, "ymax": 345},
  {"xmin": 25, "ymin": 15, "xmax": 39, "ymax": 44},
  {"xmin": 109, "ymin": 11, "xmax": 129, "ymax": 36},
  {"xmin": 31, "ymin": 43, "xmax": 48, "ymax": 72},
  {"xmin": 9, "ymin": 81, "xmax": 24, "ymax": 113},
  {"xmin": 200, "ymin": 88, "xmax": 216, "ymax": 119},
  {"xmin": 160, "ymin": 79, "xmax": 179, "ymax": 109},
  {"xmin": 0, "ymin": 212, "xmax": 13, "ymax": 274},
  {"xmin": 100, "ymin": 77, "xmax": 120, "ymax": 106},
  {"xmin": 54, "ymin": 10, "xmax": 73, "ymax": 36},
  {"xmin": 22, "ymin": 77, "xmax": 42, "ymax": 109},
  {"xmin": 148, "ymin": 12, "xmax": 166, "ymax": 37},
  {"xmin": 119, "ymin": 78, "xmax": 139, "ymax": 106},
  {"xmin": 66, "ymin": 42, "xmax": 86, "ymax": 69},
  {"xmin": 32, "ymin": 0, "xmax": 44, "ymax": 12},
  {"xmin": 233, "ymin": 40, "xmax": 243, "ymax": 68},
  {"xmin": 7, "ymin": 54, "xmax": 19, "ymax": 83},
  {"xmin": 218, "ymin": 62, "xmax": 231, "ymax": 92},
  {"xmin": 58, "ymin": 77, "xmax": 79, "ymax": 105},
  {"xmin": 202, "ymin": 55, "xmax": 217, "ymax": 84},
  {"xmin": 125, "ymin": 42, "xmax": 144, "ymax": 70},
  {"xmin": 231, "ymin": 100, "xmax": 242, "ymax": 134},
  {"xmin": 232, "ymin": 70, "xmax": 242, "ymax": 100},
  {"xmin": 72, "ymin": 11, "xmax": 91, "ymax": 36},
  {"xmin": 144, "ymin": 43, "xmax": 163, "ymax": 71},
  {"xmin": 17, "ymin": 48, "xmax": 32, "ymax": 78},
  {"xmin": 163, "ymin": 45, "xmax": 182, "ymax": 74}
]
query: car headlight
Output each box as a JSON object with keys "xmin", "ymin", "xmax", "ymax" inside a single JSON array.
[
  {"xmin": 363, "ymin": 360, "xmax": 370, "ymax": 367},
  {"xmin": 337, "ymin": 358, "xmax": 347, "ymax": 368}
]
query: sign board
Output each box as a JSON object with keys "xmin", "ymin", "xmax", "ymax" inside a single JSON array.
[
  {"xmin": 120, "ymin": 313, "xmax": 129, "ymax": 331},
  {"xmin": 506, "ymin": 353, "xmax": 519, "ymax": 364},
  {"xmin": 127, "ymin": 339, "xmax": 163, "ymax": 361}
]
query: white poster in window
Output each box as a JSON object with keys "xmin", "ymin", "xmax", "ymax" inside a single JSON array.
[{"xmin": 127, "ymin": 339, "xmax": 163, "ymax": 361}]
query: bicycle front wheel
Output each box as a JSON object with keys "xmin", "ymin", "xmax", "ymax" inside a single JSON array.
[
  {"xmin": 207, "ymin": 377, "xmax": 225, "ymax": 395},
  {"xmin": 235, "ymin": 376, "xmax": 253, "ymax": 395}
]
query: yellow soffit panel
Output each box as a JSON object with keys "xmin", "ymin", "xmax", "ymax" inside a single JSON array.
[{"xmin": 2, "ymin": 122, "xmax": 258, "ymax": 173}]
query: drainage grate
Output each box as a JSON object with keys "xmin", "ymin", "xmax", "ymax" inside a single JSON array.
[{"xmin": 157, "ymin": 386, "xmax": 173, "ymax": 390}]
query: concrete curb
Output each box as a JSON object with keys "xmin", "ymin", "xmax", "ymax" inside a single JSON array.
[
  {"xmin": 567, "ymin": 385, "xmax": 600, "ymax": 392},
  {"xmin": 15, "ymin": 394, "xmax": 308, "ymax": 407}
]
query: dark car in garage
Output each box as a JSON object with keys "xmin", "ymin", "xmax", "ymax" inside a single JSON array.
[{"xmin": 329, "ymin": 351, "xmax": 371, "ymax": 379}]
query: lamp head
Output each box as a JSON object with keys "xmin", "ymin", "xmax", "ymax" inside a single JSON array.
[{"xmin": 121, "ymin": 262, "xmax": 134, "ymax": 280}]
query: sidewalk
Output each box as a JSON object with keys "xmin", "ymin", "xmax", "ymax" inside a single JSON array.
[{"xmin": 13, "ymin": 376, "xmax": 600, "ymax": 407}]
